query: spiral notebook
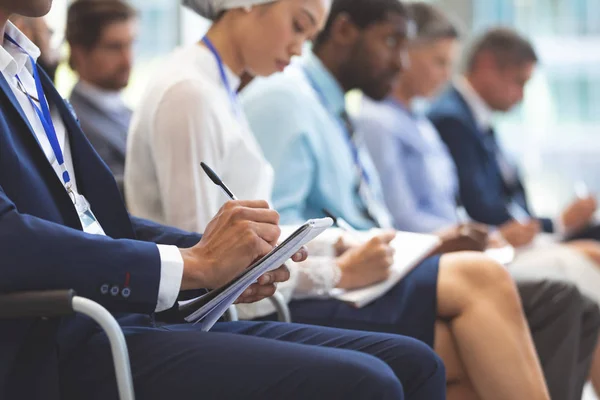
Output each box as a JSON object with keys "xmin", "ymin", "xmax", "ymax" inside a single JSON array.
[{"xmin": 179, "ymin": 217, "xmax": 333, "ymax": 330}]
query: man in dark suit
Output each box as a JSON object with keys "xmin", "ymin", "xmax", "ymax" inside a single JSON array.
[
  {"xmin": 0, "ymin": 1, "xmax": 447, "ymax": 399},
  {"xmin": 429, "ymin": 28, "xmax": 600, "ymax": 395},
  {"xmin": 66, "ymin": 0, "xmax": 136, "ymax": 195},
  {"xmin": 429, "ymin": 27, "xmax": 600, "ymax": 246}
]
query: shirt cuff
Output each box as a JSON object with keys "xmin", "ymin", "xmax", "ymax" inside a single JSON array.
[{"xmin": 156, "ymin": 244, "xmax": 184, "ymax": 312}]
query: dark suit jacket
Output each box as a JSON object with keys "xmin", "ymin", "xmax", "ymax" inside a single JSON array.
[
  {"xmin": 69, "ymin": 82, "xmax": 131, "ymax": 195},
  {"xmin": 428, "ymin": 85, "xmax": 554, "ymax": 232},
  {"xmin": 0, "ymin": 65, "xmax": 201, "ymax": 399}
]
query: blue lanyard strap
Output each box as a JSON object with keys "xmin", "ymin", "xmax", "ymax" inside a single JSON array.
[
  {"xmin": 4, "ymin": 34, "xmax": 72, "ymax": 189},
  {"xmin": 302, "ymin": 66, "xmax": 370, "ymax": 185},
  {"xmin": 202, "ymin": 37, "xmax": 240, "ymax": 116}
]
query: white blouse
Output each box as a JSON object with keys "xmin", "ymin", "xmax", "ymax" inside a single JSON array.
[{"xmin": 125, "ymin": 44, "xmax": 342, "ymax": 318}]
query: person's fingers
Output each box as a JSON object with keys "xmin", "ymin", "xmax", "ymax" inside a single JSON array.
[
  {"xmin": 235, "ymin": 283, "xmax": 277, "ymax": 303},
  {"xmin": 291, "ymin": 246, "xmax": 308, "ymax": 262},
  {"xmin": 250, "ymin": 221, "xmax": 281, "ymax": 246},
  {"xmin": 383, "ymin": 244, "xmax": 396, "ymax": 258},
  {"xmin": 257, "ymin": 265, "xmax": 290, "ymax": 285},
  {"xmin": 245, "ymin": 284, "xmax": 277, "ymax": 299},
  {"xmin": 241, "ymin": 232, "xmax": 276, "ymax": 262},
  {"xmin": 225, "ymin": 199, "xmax": 271, "ymax": 209},
  {"xmin": 375, "ymin": 230, "xmax": 397, "ymax": 244},
  {"xmin": 226, "ymin": 204, "xmax": 280, "ymax": 224},
  {"xmin": 237, "ymin": 285, "xmax": 258, "ymax": 301},
  {"xmin": 465, "ymin": 229, "xmax": 487, "ymax": 246},
  {"xmin": 384, "ymin": 255, "xmax": 394, "ymax": 268}
]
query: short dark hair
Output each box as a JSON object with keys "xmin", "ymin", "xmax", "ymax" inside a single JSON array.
[
  {"xmin": 66, "ymin": 0, "xmax": 136, "ymax": 67},
  {"xmin": 405, "ymin": 2, "xmax": 461, "ymax": 43},
  {"xmin": 465, "ymin": 27, "xmax": 538, "ymax": 72},
  {"xmin": 313, "ymin": 0, "xmax": 408, "ymax": 49}
]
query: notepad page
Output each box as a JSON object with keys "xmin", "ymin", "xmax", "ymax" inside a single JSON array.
[{"xmin": 332, "ymin": 231, "xmax": 440, "ymax": 308}]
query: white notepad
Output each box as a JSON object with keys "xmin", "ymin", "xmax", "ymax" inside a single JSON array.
[
  {"xmin": 179, "ymin": 218, "xmax": 333, "ymax": 330},
  {"xmin": 485, "ymin": 245, "xmax": 515, "ymax": 265},
  {"xmin": 331, "ymin": 231, "xmax": 441, "ymax": 308}
]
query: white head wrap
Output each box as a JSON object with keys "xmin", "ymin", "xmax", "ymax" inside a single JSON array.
[{"xmin": 182, "ymin": 0, "xmax": 279, "ymax": 21}]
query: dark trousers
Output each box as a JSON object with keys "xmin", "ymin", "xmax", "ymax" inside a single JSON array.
[
  {"xmin": 565, "ymin": 223, "xmax": 600, "ymax": 242},
  {"xmin": 287, "ymin": 256, "xmax": 439, "ymax": 347},
  {"xmin": 282, "ymin": 279, "xmax": 599, "ymax": 400},
  {"xmin": 517, "ymin": 279, "xmax": 600, "ymax": 400},
  {"xmin": 59, "ymin": 321, "xmax": 446, "ymax": 400}
]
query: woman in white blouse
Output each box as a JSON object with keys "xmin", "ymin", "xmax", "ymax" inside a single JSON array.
[{"xmin": 125, "ymin": 1, "xmax": 552, "ymax": 398}]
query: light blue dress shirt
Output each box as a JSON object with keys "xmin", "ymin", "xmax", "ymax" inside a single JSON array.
[
  {"xmin": 241, "ymin": 51, "xmax": 393, "ymax": 230},
  {"xmin": 357, "ymin": 96, "xmax": 459, "ymax": 233}
]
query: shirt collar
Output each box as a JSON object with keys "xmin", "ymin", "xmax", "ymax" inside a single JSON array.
[
  {"xmin": 74, "ymin": 79, "xmax": 128, "ymax": 114},
  {"xmin": 454, "ymin": 75, "xmax": 494, "ymax": 131},
  {"xmin": 301, "ymin": 50, "xmax": 346, "ymax": 116},
  {"xmin": 385, "ymin": 96, "xmax": 416, "ymax": 119},
  {"xmin": 0, "ymin": 22, "xmax": 41, "ymax": 78}
]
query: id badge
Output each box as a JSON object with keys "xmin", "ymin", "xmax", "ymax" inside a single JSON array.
[{"xmin": 72, "ymin": 192, "xmax": 106, "ymax": 236}]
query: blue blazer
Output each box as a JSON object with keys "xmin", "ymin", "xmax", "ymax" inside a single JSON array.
[
  {"xmin": 0, "ymin": 66, "xmax": 201, "ymax": 399},
  {"xmin": 428, "ymin": 86, "xmax": 553, "ymax": 232}
]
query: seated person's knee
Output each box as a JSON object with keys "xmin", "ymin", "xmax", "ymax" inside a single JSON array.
[{"xmin": 443, "ymin": 252, "xmax": 519, "ymax": 301}]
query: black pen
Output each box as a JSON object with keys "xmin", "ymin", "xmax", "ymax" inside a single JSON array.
[
  {"xmin": 200, "ymin": 162, "xmax": 238, "ymax": 200},
  {"xmin": 322, "ymin": 208, "xmax": 361, "ymax": 238}
]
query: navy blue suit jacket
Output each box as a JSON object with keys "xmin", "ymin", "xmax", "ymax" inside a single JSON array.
[
  {"xmin": 428, "ymin": 86, "xmax": 554, "ymax": 232},
  {"xmin": 0, "ymin": 66, "xmax": 201, "ymax": 399}
]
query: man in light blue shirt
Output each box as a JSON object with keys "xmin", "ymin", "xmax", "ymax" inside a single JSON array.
[{"xmin": 243, "ymin": 50, "xmax": 393, "ymax": 230}]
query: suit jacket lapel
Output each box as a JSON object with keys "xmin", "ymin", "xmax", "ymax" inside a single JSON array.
[
  {"xmin": 449, "ymin": 86, "xmax": 499, "ymax": 159},
  {"xmin": 39, "ymin": 67, "xmax": 136, "ymax": 239},
  {"xmin": 0, "ymin": 72, "xmax": 82, "ymax": 229},
  {"xmin": 449, "ymin": 85, "xmax": 518, "ymax": 197}
]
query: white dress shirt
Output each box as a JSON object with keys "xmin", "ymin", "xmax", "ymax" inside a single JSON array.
[
  {"xmin": 0, "ymin": 23, "xmax": 182, "ymax": 313},
  {"xmin": 126, "ymin": 43, "xmax": 343, "ymax": 318}
]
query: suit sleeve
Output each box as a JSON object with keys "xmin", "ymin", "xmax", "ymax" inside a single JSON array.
[
  {"xmin": 130, "ymin": 216, "xmax": 202, "ymax": 248},
  {"xmin": 0, "ymin": 184, "xmax": 161, "ymax": 314},
  {"xmin": 432, "ymin": 116, "xmax": 513, "ymax": 226}
]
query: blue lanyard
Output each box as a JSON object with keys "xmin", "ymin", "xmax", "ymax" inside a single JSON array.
[
  {"xmin": 302, "ymin": 66, "xmax": 370, "ymax": 185},
  {"xmin": 4, "ymin": 34, "xmax": 72, "ymax": 191},
  {"xmin": 202, "ymin": 37, "xmax": 240, "ymax": 117}
]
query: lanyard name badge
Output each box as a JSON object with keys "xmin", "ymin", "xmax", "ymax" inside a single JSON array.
[
  {"xmin": 302, "ymin": 67, "xmax": 392, "ymax": 229},
  {"xmin": 202, "ymin": 37, "xmax": 242, "ymax": 118},
  {"xmin": 4, "ymin": 34, "xmax": 105, "ymax": 236}
]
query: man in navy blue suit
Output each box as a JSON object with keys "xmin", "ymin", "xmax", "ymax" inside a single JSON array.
[
  {"xmin": 0, "ymin": 1, "xmax": 447, "ymax": 399},
  {"xmin": 429, "ymin": 27, "xmax": 600, "ymax": 246}
]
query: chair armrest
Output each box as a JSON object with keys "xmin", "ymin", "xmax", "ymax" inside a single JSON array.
[
  {"xmin": 269, "ymin": 291, "xmax": 292, "ymax": 323},
  {"xmin": 0, "ymin": 289, "xmax": 76, "ymax": 319}
]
